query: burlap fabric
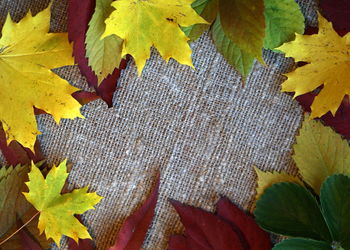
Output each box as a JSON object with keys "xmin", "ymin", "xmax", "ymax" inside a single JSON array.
[{"xmin": 0, "ymin": 0, "xmax": 318, "ymax": 249}]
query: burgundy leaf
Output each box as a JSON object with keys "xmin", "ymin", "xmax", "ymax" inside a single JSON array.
[
  {"xmin": 320, "ymin": 0, "xmax": 350, "ymax": 36},
  {"xmin": 169, "ymin": 200, "xmax": 245, "ymax": 250},
  {"xmin": 68, "ymin": 238, "xmax": 94, "ymax": 250},
  {"xmin": 216, "ymin": 197, "xmax": 271, "ymax": 250},
  {"xmin": 72, "ymin": 91, "xmax": 100, "ymax": 105},
  {"xmin": 67, "ymin": 0, "xmax": 127, "ymax": 107},
  {"xmin": 109, "ymin": 176, "xmax": 160, "ymax": 250},
  {"xmin": 0, "ymin": 126, "xmax": 44, "ymax": 166},
  {"xmin": 296, "ymin": 94, "xmax": 350, "ymax": 140},
  {"xmin": 19, "ymin": 229, "xmax": 42, "ymax": 250}
]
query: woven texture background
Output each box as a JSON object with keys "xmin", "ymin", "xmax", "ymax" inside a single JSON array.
[{"xmin": 0, "ymin": 0, "xmax": 318, "ymax": 249}]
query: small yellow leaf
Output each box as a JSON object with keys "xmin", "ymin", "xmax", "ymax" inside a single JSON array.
[
  {"xmin": 278, "ymin": 13, "xmax": 350, "ymax": 118},
  {"xmin": 293, "ymin": 115, "xmax": 350, "ymax": 194},
  {"xmin": 102, "ymin": 0, "xmax": 207, "ymax": 75},
  {"xmin": 0, "ymin": 6, "xmax": 83, "ymax": 150},
  {"xmin": 254, "ymin": 166, "xmax": 302, "ymax": 201},
  {"xmin": 23, "ymin": 161, "xmax": 102, "ymax": 246}
]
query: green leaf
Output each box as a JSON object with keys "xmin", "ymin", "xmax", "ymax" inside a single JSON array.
[
  {"xmin": 218, "ymin": 0, "xmax": 265, "ymax": 62},
  {"xmin": 254, "ymin": 182, "xmax": 331, "ymax": 242},
  {"xmin": 293, "ymin": 116, "xmax": 350, "ymax": 194},
  {"xmin": 263, "ymin": 0, "xmax": 305, "ymax": 50},
  {"xmin": 320, "ymin": 174, "xmax": 350, "ymax": 249},
  {"xmin": 273, "ymin": 238, "xmax": 332, "ymax": 250},
  {"xmin": 86, "ymin": 0, "xmax": 123, "ymax": 84},
  {"xmin": 211, "ymin": 17, "xmax": 255, "ymax": 78},
  {"xmin": 182, "ymin": 0, "xmax": 218, "ymax": 41}
]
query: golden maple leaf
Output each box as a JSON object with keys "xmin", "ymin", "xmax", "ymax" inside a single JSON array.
[
  {"xmin": 102, "ymin": 0, "xmax": 207, "ymax": 75},
  {"xmin": 278, "ymin": 14, "xmax": 350, "ymax": 118},
  {"xmin": 23, "ymin": 160, "xmax": 102, "ymax": 246},
  {"xmin": 0, "ymin": 6, "xmax": 83, "ymax": 150}
]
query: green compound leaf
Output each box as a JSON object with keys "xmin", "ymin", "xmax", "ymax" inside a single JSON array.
[
  {"xmin": 320, "ymin": 174, "xmax": 350, "ymax": 249},
  {"xmin": 273, "ymin": 238, "xmax": 332, "ymax": 250},
  {"xmin": 264, "ymin": 0, "xmax": 305, "ymax": 50},
  {"xmin": 254, "ymin": 182, "xmax": 331, "ymax": 242},
  {"xmin": 212, "ymin": 16, "xmax": 255, "ymax": 78}
]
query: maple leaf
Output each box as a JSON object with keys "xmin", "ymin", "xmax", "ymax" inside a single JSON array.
[
  {"xmin": 218, "ymin": 0, "xmax": 265, "ymax": 61},
  {"xmin": 0, "ymin": 6, "xmax": 83, "ymax": 150},
  {"xmin": 169, "ymin": 197, "xmax": 271, "ymax": 250},
  {"xmin": 23, "ymin": 160, "xmax": 102, "ymax": 246},
  {"xmin": 320, "ymin": 0, "xmax": 350, "ymax": 36},
  {"xmin": 67, "ymin": 0, "xmax": 127, "ymax": 107},
  {"xmin": 86, "ymin": 0, "xmax": 123, "ymax": 84},
  {"xmin": 278, "ymin": 13, "xmax": 350, "ymax": 118},
  {"xmin": 102, "ymin": 0, "xmax": 207, "ymax": 75},
  {"xmin": 109, "ymin": 175, "xmax": 159, "ymax": 249}
]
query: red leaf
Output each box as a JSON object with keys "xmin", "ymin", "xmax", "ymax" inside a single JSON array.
[
  {"xmin": 169, "ymin": 199, "xmax": 246, "ymax": 250},
  {"xmin": 216, "ymin": 197, "xmax": 271, "ymax": 250},
  {"xmin": 68, "ymin": 238, "xmax": 94, "ymax": 250},
  {"xmin": 109, "ymin": 176, "xmax": 160, "ymax": 250},
  {"xmin": 19, "ymin": 229, "xmax": 42, "ymax": 250},
  {"xmin": 320, "ymin": 0, "xmax": 350, "ymax": 36},
  {"xmin": 72, "ymin": 91, "xmax": 100, "ymax": 105},
  {"xmin": 296, "ymin": 93, "xmax": 350, "ymax": 140},
  {"xmin": 67, "ymin": 0, "xmax": 128, "ymax": 107},
  {"xmin": 0, "ymin": 126, "xmax": 44, "ymax": 166}
]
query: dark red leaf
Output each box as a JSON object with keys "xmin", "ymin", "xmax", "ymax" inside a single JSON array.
[
  {"xmin": 216, "ymin": 197, "xmax": 271, "ymax": 250},
  {"xmin": 296, "ymin": 93, "xmax": 350, "ymax": 140},
  {"xmin": 18, "ymin": 229, "xmax": 42, "ymax": 250},
  {"xmin": 109, "ymin": 176, "xmax": 160, "ymax": 250},
  {"xmin": 320, "ymin": 0, "xmax": 350, "ymax": 36},
  {"xmin": 0, "ymin": 126, "xmax": 44, "ymax": 166},
  {"xmin": 67, "ymin": 0, "xmax": 127, "ymax": 107},
  {"xmin": 72, "ymin": 91, "xmax": 100, "ymax": 105},
  {"xmin": 169, "ymin": 200, "xmax": 245, "ymax": 250},
  {"xmin": 68, "ymin": 238, "xmax": 94, "ymax": 250}
]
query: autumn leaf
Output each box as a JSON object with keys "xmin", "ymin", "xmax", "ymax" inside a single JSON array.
[
  {"xmin": 297, "ymin": 93, "xmax": 350, "ymax": 140},
  {"xmin": 211, "ymin": 16, "xmax": 255, "ymax": 78},
  {"xmin": 278, "ymin": 13, "xmax": 350, "ymax": 118},
  {"xmin": 86, "ymin": 0, "xmax": 123, "ymax": 84},
  {"xmin": 169, "ymin": 197, "xmax": 271, "ymax": 250},
  {"xmin": 320, "ymin": 0, "xmax": 350, "ymax": 36},
  {"xmin": 23, "ymin": 160, "xmax": 102, "ymax": 246},
  {"xmin": 102, "ymin": 0, "xmax": 207, "ymax": 75},
  {"xmin": 182, "ymin": 0, "xmax": 218, "ymax": 41},
  {"xmin": 254, "ymin": 166, "xmax": 302, "ymax": 200},
  {"xmin": 67, "ymin": 0, "xmax": 128, "ymax": 107},
  {"xmin": 109, "ymin": 175, "xmax": 159, "ymax": 249},
  {"xmin": 0, "ymin": 6, "xmax": 83, "ymax": 150},
  {"xmin": 218, "ymin": 0, "xmax": 265, "ymax": 61},
  {"xmin": 263, "ymin": 0, "xmax": 305, "ymax": 50}
]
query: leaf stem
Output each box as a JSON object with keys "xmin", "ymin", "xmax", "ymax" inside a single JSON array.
[{"xmin": 0, "ymin": 211, "xmax": 40, "ymax": 246}]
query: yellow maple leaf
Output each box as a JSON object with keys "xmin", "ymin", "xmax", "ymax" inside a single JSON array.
[
  {"xmin": 0, "ymin": 6, "xmax": 83, "ymax": 150},
  {"xmin": 278, "ymin": 14, "xmax": 350, "ymax": 118},
  {"xmin": 102, "ymin": 0, "xmax": 207, "ymax": 75},
  {"xmin": 23, "ymin": 160, "xmax": 102, "ymax": 246}
]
